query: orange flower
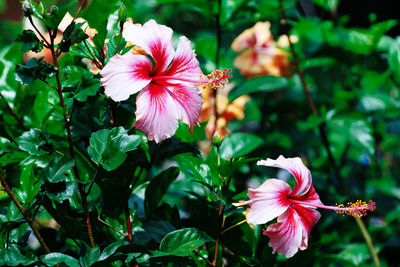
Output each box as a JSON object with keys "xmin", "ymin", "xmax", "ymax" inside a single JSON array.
[
  {"xmin": 199, "ymin": 83, "xmax": 250, "ymax": 139},
  {"xmin": 231, "ymin": 21, "xmax": 293, "ymax": 79}
]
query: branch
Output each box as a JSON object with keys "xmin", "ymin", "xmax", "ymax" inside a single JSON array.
[
  {"xmin": 27, "ymin": 16, "xmax": 51, "ymax": 48},
  {"xmin": 0, "ymin": 172, "xmax": 51, "ymax": 253},
  {"xmin": 278, "ymin": 0, "xmax": 344, "ymax": 191},
  {"xmin": 193, "ymin": 250, "xmax": 213, "ymax": 266},
  {"xmin": 48, "ymin": 26, "xmax": 96, "ymax": 248}
]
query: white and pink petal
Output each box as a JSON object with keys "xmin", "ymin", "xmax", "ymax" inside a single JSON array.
[
  {"xmin": 123, "ymin": 19, "xmax": 175, "ymax": 73},
  {"xmin": 134, "ymin": 84, "xmax": 179, "ymax": 143},
  {"xmin": 166, "ymin": 84, "xmax": 203, "ymax": 132},
  {"xmin": 246, "ymin": 178, "xmax": 291, "ymax": 225},
  {"xmin": 160, "ymin": 36, "xmax": 203, "ymax": 79},
  {"xmin": 263, "ymin": 205, "xmax": 320, "ymax": 258},
  {"xmin": 100, "ymin": 53, "xmax": 152, "ymax": 101},
  {"xmin": 258, "ymin": 156, "xmax": 312, "ymax": 196}
]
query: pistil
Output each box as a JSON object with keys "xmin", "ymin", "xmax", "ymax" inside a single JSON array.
[{"xmin": 290, "ymin": 199, "xmax": 376, "ymax": 218}]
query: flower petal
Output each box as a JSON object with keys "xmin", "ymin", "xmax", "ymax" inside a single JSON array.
[
  {"xmin": 167, "ymin": 84, "xmax": 203, "ymax": 132},
  {"xmin": 160, "ymin": 36, "xmax": 203, "ymax": 79},
  {"xmin": 100, "ymin": 53, "xmax": 152, "ymax": 101},
  {"xmin": 263, "ymin": 206, "xmax": 320, "ymax": 258},
  {"xmin": 231, "ymin": 21, "xmax": 273, "ymax": 52},
  {"xmin": 294, "ymin": 205, "xmax": 321, "ymax": 250},
  {"xmin": 123, "ymin": 19, "xmax": 174, "ymax": 73},
  {"xmin": 134, "ymin": 84, "xmax": 178, "ymax": 143},
  {"xmin": 294, "ymin": 184, "xmax": 323, "ymax": 207},
  {"xmin": 258, "ymin": 155, "xmax": 312, "ymax": 196},
  {"xmin": 246, "ymin": 178, "xmax": 291, "ymax": 225}
]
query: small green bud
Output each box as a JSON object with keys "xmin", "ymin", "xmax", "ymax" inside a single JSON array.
[
  {"xmin": 213, "ymin": 133, "xmax": 223, "ymax": 148},
  {"xmin": 49, "ymin": 5, "xmax": 58, "ymax": 15},
  {"xmin": 118, "ymin": 3, "xmax": 127, "ymax": 22},
  {"xmin": 22, "ymin": 1, "xmax": 34, "ymax": 16}
]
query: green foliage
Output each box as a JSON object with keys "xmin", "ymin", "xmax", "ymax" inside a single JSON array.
[
  {"xmin": 88, "ymin": 127, "xmax": 141, "ymax": 171},
  {"xmin": 15, "ymin": 30, "xmax": 43, "ymax": 53},
  {"xmin": 59, "ymin": 22, "xmax": 89, "ymax": 53},
  {"xmin": 17, "ymin": 129, "xmax": 52, "ymax": 156},
  {"xmin": 220, "ymin": 133, "xmax": 263, "ymax": 159},
  {"xmin": 15, "ymin": 57, "xmax": 54, "ymax": 85},
  {"xmin": 61, "ymin": 66, "xmax": 100, "ymax": 102},
  {"xmin": 145, "ymin": 167, "xmax": 179, "ymax": 216},
  {"xmin": 41, "ymin": 253, "xmax": 80, "ymax": 267},
  {"xmin": 157, "ymin": 228, "xmax": 210, "ymax": 256}
]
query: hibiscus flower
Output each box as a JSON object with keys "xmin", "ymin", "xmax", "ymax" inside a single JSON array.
[
  {"xmin": 100, "ymin": 20, "xmax": 204, "ymax": 143},
  {"xmin": 246, "ymin": 155, "xmax": 375, "ymax": 258},
  {"xmin": 231, "ymin": 21, "xmax": 293, "ymax": 79}
]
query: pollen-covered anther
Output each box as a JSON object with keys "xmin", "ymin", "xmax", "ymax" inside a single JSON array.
[
  {"xmin": 198, "ymin": 69, "xmax": 232, "ymax": 90},
  {"xmin": 335, "ymin": 200, "xmax": 376, "ymax": 218}
]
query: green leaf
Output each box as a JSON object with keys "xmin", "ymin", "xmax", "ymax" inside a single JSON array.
[
  {"xmin": 98, "ymin": 240, "xmax": 129, "ymax": 261},
  {"xmin": 336, "ymin": 244, "xmax": 370, "ymax": 265},
  {"xmin": 15, "ymin": 30, "xmax": 43, "ymax": 52},
  {"xmin": 388, "ymin": 37, "xmax": 400, "ymax": 83},
  {"xmin": 220, "ymin": 133, "xmax": 263, "ymax": 159},
  {"xmin": 16, "ymin": 129, "xmax": 49, "ymax": 156},
  {"xmin": 61, "ymin": 66, "xmax": 100, "ymax": 102},
  {"xmin": 0, "ymin": 137, "xmax": 12, "ymax": 155},
  {"xmin": 328, "ymin": 113, "xmax": 375, "ymax": 155},
  {"xmin": 175, "ymin": 153, "xmax": 213, "ymax": 185},
  {"xmin": 145, "ymin": 167, "xmax": 179, "ymax": 215},
  {"xmin": 0, "ymin": 245, "xmax": 37, "ymax": 266},
  {"xmin": 19, "ymin": 164, "xmax": 40, "ymax": 204},
  {"xmin": 80, "ymin": 247, "xmax": 100, "ymax": 267},
  {"xmin": 59, "ymin": 22, "xmax": 89, "ymax": 52},
  {"xmin": 41, "ymin": 253, "xmax": 80, "ymax": 267},
  {"xmin": 82, "ymin": 0, "xmax": 119, "ymax": 30},
  {"xmin": 92, "ymin": 20, "xmax": 107, "ymax": 53},
  {"xmin": 218, "ymin": 157, "xmax": 259, "ymax": 178},
  {"xmin": 45, "ymin": 180, "xmax": 76, "ymax": 203},
  {"xmin": 87, "ymin": 127, "xmax": 141, "ymax": 171},
  {"xmin": 43, "ymin": 157, "xmax": 75, "ymax": 183},
  {"xmin": 106, "ymin": 34, "xmax": 127, "ymax": 61},
  {"xmin": 157, "ymin": 228, "xmax": 210, "ymax": 257},
  {"xmin": 15, "ymin": 57, "xmax": 54, "ymax": 85}
]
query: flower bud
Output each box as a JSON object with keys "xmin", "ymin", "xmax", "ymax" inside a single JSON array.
[
  {"xmin": 49, "ymin": 5, "xmax": 58, "ymax": 15},
  {"xmin": 22, "ymin": 1, "xmax": 34, "ymax": 16},
  {"xmin": 213, "ymin": 133, "xmax": 223, "ymax": 148},
  {"xmin": 118, "ymin": 3, "xmax": 127, "ymax": 22}
]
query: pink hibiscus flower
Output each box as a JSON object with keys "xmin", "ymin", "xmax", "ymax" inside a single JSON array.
[
  {"xmin": 100, "ymin": 20, "xmax": 205, "ymax": 143},
  {"xmin": 246, "ymin": 155, "xmax": 375, "ymax": 258}
]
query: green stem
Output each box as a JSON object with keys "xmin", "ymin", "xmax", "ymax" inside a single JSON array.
[
  {"xmin": 113, "ymin": 21, "xmax": 125, "ymax": 56},
  {"xmin": 355, "ymin": 217, "xmax": 380, "ymax": 267}
]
